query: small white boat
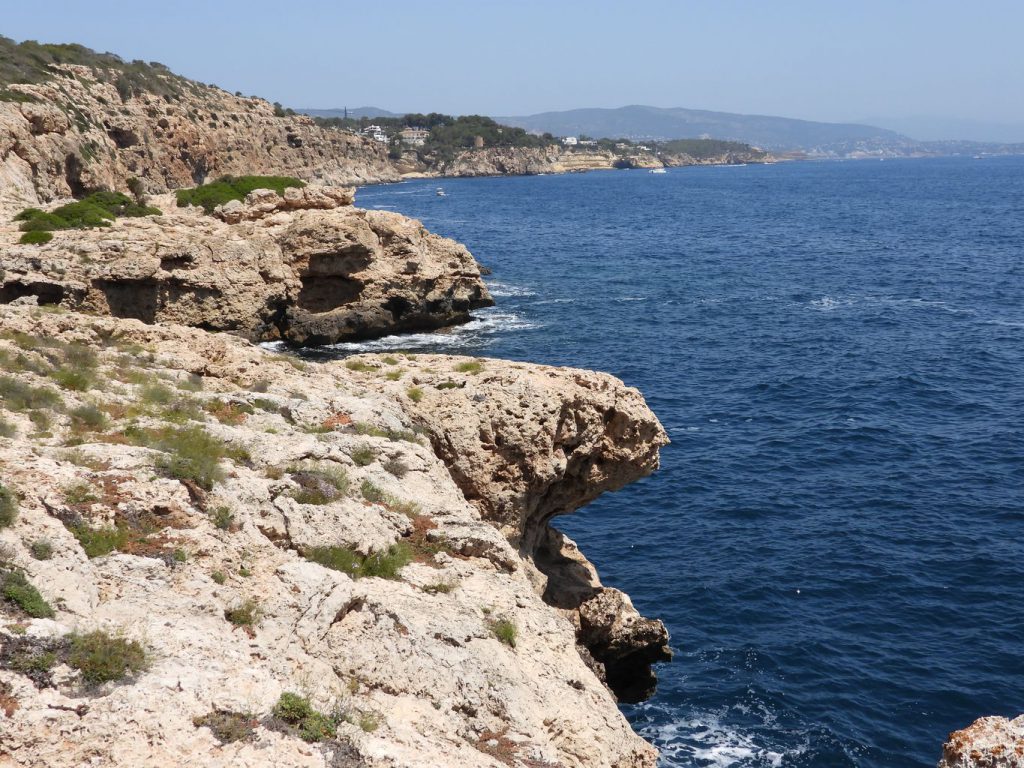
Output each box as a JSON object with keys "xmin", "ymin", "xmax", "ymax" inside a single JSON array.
[
  {"xmin": 435, "ymin": 187, "xmax": 446, "ymax": 197},
  {"xmin": 649, "ymin": 167, "xmax": 667, "ymax": 174}
]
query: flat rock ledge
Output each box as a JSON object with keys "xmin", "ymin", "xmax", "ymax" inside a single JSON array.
[
  {"xmin": 939, "ymin": 716, "xmax": 1024, "ymax": 768},
  {"xmin": 0, "ymin": 186, "xmax": 493, "ymax": 346},
  {"xmin": 0, "ymin": 307, "xmax": 664, "ymax": 768}
]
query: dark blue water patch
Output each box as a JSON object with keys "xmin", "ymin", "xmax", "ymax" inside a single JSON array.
[{"xmin": 336, "ymin": 158, "xmax": 1024, "ymax": 767}]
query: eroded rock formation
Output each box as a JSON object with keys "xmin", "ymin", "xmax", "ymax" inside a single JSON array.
[
  {"xmin": 0, "ymin": 306, "xmax": 664, "ymax": 767},
  {"xmin": 0, "ymin": 187, "xmax": 492, "ymax": 345},
  {"xmin": 340, "ymin": 354, "xmax": 672, "ymax": 703},
  {"xmin": 0, "ymin": 64, "xmax": 398, "ymax": 215}
]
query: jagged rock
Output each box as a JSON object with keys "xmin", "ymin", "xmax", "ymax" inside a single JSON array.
[
  {"xmin": 341, "ymin": 353, "xmax": 672, "ymax": 702},
  {"xmin": 0, "ymin": 188, "xmax": 492, "ymax": 345},
  {"xmin": 939, "ymin": 716, "xmax": 1024, "ymax": 768},
  {"xmin": 0, "ymin": 306, "xmax": 663, "ymax": 767}
]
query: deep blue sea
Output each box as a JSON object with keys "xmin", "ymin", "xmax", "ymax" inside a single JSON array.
[{"xmin": 344, "ymin": 158, "xmax": 1024, "ymax": 767}]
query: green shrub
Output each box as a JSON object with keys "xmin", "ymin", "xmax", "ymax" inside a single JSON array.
[
  {"xmin": 0, "ymin": 375, "xmax": 62, "ymax": 411},
  {"xmin": 306, "ymin": 542, "xmax": 411, "ymax": 580},
  {"xmin": 19, "ymin": 230, "xmax": 52, "ymax": 245},
  {"xmin": 137, "ymin": 425, "xmax": 236, "ymax": 491},
  {"xmin": 175, "ymin": 176, "xmax": 306, "ymax": 214},
  {"xmin": 406, "ymin": 386, "xmax": 424, "ymax": 403},
  {"xmin": 69, "ymin": 404, "xmax": 108, "ymax": 432},
  {"xmin": 489, "ymin": 617, "xmax": 517, "ymax": 648},
  {"xmin": 0, "ymin": 418, "xmax": 14, "ymax": 438},
  {"xmin": 29, "ymin": 539, "xmax": 53, "ymax": 560},
  {"xmin": 210, "ymin": 505, "xmax": 234, "ymax": 531},
  {"xmin": 1, "ymin": 570, "xmax": 55, "ymax": 617},
  {"xmin": 345, "ymin": 360, "xmax": 376, "ymax": 372},
  {"xmin": 454, "ymin": 360, "xmax": 484, "ymax": 374},
  {"xmin": 0, "ymin": 483, "xmax": 17, "ymax": 528},
  {"xmin": 384, "ymin": 370, "xmax": 403, "ymax": 381},
  {"xmin": 350, "ymin": 445, "xmax": 376, "ymax": 467},
  {"xmin": 289, "ymin": 464, "xmax": 349, "ymax": 505},
  {"xmin": 50, "ymin": 368, "xmax": 93, "ymax": 391},
  {"xmin": 64, "ymin": 482, "xmax": 99, "ymax": 505},
  {"xmin": 360, "ymin": 479, "xmax": 386, "ymax": 504},
  {"xmin": 224, "ymin": 598, "xmax": 261, "ymax": 628},
  {"xmin": 139, "ymin": 381, "xmax": 175, "ymax": 406},
  {"xmin": 15, "ymin": 191, "xmax": 161, "ymax": 236},
  {"xmin": 69, "ymin": 523, "xmax": 128, "ymax": 558},
  {"xmin": 193, "ymin": 710, "xmax": 256, "ymax": 744},
  {"xmin": 272, "ymin": 692, "xmax": 337, "ymax": 742},
  {"xmin": 211, "ymin": 570, "xmax": 226, "ymax": 585},
  {"xmin": 67, "ymin": 630, "xmax": 147, "ymax": 684}
]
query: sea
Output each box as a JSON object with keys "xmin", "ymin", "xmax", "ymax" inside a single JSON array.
[{"xmin": 329, "ymin": 157, "xmax": 1021, "ymax": 767}]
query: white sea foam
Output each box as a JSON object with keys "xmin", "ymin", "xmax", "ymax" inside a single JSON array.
[
  {"xmin": 486, "ymin": 281, "xmax": 537, "ymax": 298},
  {"xmin": 642, "ymin": 712, "xmax": 788, "ymax": 768},
  {"xmin": 301, "ymin": 308, "xmax": 541, "ymax": 355}
]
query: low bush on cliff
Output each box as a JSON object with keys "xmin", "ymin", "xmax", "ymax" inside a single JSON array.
[
  {"xmin": 270, "ymin": 692, "xmax": 338, "ymax": 742},
  {"xmin": 18, "ymin": 230, "xmax": 52, "ymax": 245},
  {"xmin": 14, "ymin": 192, "xmax": 161, "ymax": 237},
  {"xmin": 305, "ymin": 542, "xmax": 411, "ymax": 580},
  {"xmin": 1, "ymin": 569, "xmax": 55, "ymax": 618},
  {"xmin": 0, "ymin": 484, "xmax": 16, "ymax": 529},
  {"xmin": 489, "ymin": 617, "xmax": 517, "ymax": 648},
  {"xmin": 175, "ymin": 175, "xmax": 306, "ymax": 214},
  {"xmin": 67, "ymin": 630, "xmax": 147, "ymax": 685},
  {"xmin": 124, "ymin": 424, "xmax": 247, "ymax": 491}
]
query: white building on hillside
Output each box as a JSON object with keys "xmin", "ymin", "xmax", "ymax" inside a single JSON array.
[
  {"xmin": 362, "ymin": 125, "xmax": 389, "ymax": 143},
  {"xmin": 562, "ymin": 136, "xmax": 578, "ymax": 146}
]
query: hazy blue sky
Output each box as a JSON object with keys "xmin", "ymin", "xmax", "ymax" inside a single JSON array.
[{"xmin": 6, "ymin": 1, "xmax": 1024, "ymax": 139}]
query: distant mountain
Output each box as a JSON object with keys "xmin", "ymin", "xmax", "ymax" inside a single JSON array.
[
  {"xmin": 495, "ymin": 105, "xmax": 915, "ymax": 155},
  {"xmin": 860, "ymin": 115, "xmax": 1024, "ymax": 144},
  {"xmin": 301, "ymin": 106, "xmax": 400, "ymax": 119}
]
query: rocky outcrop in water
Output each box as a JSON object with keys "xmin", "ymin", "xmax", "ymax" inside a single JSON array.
[
  {"xmin": 341, "ymin": 354, "xmax": 672, "ymax": 702},
  {"xmin": 0, "ymin": 186, "xmax": 492, "ymax": 345},
  {"xmin": 0, "ymin": 63, "xmax": 398, "ymax": 215},
  {"xmin": 0, "ymin": 306, "xmax": 665, "ymax": 767},
  {"xmin": 938, "ymin": 716, "xmax": 1024, "ymax": 768}
]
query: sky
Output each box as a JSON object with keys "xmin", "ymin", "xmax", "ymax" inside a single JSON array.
[{"xmin": 5, "ymin": 0, "xmax": 1024, "ymax": 141}]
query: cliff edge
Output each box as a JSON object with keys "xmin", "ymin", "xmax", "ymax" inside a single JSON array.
[{"xmin": 0, "ymin": 306, "xmax": 665, "ymax": 767}]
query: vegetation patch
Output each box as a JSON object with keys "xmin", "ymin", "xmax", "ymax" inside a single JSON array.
[
  {"xmin": 360, "ymin": 480, "xmax": 419, "ymax": 517},
  {"xmin": 489, "ymin": 617, "xmax": 517, "ymax": 648},
  {"xmin": 193, "ymin": 709, "xmax": 258, "ymax": 744},
  {"xmin": 0, "ymin": 483, "xmax": 17, "ymax": 529},
  {"xmin": 454, "ymin": 360, "xmax": 484, "ymax": 375},
  {"xmin": 124, "ymin": 424, "xmax": 246, "ymax": 490},
  {"xmin": 344, "ymin": 360, "xmax": 377, "ymax": 373},
  {"xmin": 0, "ymin": 376, "xmax": 62, "ymax": 412},
  {"xmin": 350, "ymin": 445, "xmax": 376, "ymax": 467},
  {"xmin": 288, "ymin": 464, "xmax": 350, "ymax": 505},
  {"xmin": 19, "ymin": 230, "xmax": 52, "ymax": 245},
  {"xmin": 29, "ymin": 539, "xmax": 53, "ymax": 560},
  {"xmin": 175, "ymin": 176, "xmax": 305, "ymax": 214},
  {"xmin": 224, "ymin": 598, "xmax": 261, "ymax": 631},
  {"xmin": 305, "ymin": 542, "xmax": 411, "ymax": 580},
  {"xmin": 268, "ymin": 692, "xmax": 337, "ymax": 743},
  {"xmin": 0, "ymin": 569, "xmax": 55, "ymax": 618},
  {"xmin": 14, "ymin": 191, "xmax": 161, "ymax": 236},
  {"xmin": 406, "ymin": 386, "xmax": 424, "ymax": 403},
  {"xmin": 67, "ymin": 630, "xmax": 147, "ymax": 685}
]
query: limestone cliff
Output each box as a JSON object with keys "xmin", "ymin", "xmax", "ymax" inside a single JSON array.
[
  {"xmin": 938, "ymin": 716, "xmax": 1024, "ymax": 768},
  {"xmin": 0, "ymin": 63, "xmax": 398, "ymax": 216},
  {"xmin": 0, "ymin": 306, "xmax": 666, "ymax": 767},
  {"xmin": 341, "ymin": 354, "xmax": 673, "ymax": 702},
  {"xmin": 0, "ymin": 186, "xmax": 492, "ymax": 345}
]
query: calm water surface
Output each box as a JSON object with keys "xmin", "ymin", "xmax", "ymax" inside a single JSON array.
[{"xmin": 336, "ymin": 158, "xmax": 1024, "ymax": 767}]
